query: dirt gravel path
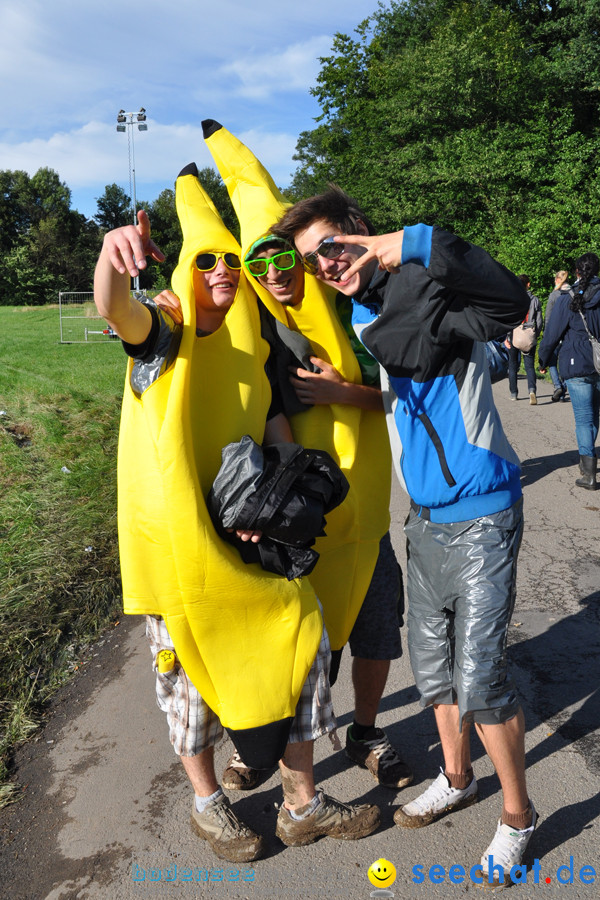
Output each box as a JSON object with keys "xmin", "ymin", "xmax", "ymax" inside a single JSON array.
[{"xmin": 1, "ymin": 377, "xmax": 599, "ymax": 900}]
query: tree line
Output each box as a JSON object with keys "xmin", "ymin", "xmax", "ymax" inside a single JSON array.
[
  {"xmin": 0, "ymin": 168, "xmax": 238, "ymax": 305},
  {"xmin": 290, "ymin": 0, "xmax": 600, "ymax": 295},
  {"xmin": 3, "ymin": 0, "xmax": 600, "ymax": 305}
]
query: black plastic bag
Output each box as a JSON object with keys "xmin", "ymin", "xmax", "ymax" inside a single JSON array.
[{"xmin": 207, "ymin": 435, "xmax": 349, "ymax": 579}]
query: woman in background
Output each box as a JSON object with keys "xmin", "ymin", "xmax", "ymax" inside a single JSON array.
[
  {"xmin": 507, "ymin": 275, "xmax": 543, "ymax": 404},
  {"xmin": 545, "ymin": 269, "xmax": 570, "ymax": 401},
  {"xmin": 539, "ymin": 253, "xmax": 600, "ymax": 490}
]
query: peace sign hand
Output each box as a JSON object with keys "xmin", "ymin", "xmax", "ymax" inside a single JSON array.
[{"xmin": 334, "ymin": 230, "xmax": 404, "ymax": 283}]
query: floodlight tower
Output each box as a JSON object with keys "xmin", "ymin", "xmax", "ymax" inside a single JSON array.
[{"xmin": 116, "ymin": 108, "xmax": 148, "ymax": 289}]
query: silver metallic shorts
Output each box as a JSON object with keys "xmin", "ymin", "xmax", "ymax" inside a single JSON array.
[
  {"xmin": 404, "ymin": 499, "xmax": 523, "ymax": 727},
  {"xmin": 146, "ymin": 615, "xmax": 335, "ymax": 756}
]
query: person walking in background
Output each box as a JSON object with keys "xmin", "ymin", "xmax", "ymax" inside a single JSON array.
[
  {"xmin": 539, "ymin": 253, "xmax": 600, "ymax": 490},
  {"xmin": 545, "ymin": 270, "xmax": 571, "ymax": 401},
  {"xmin": 508, "ymin": 275, "xmax": 543, "ymax": 404}
]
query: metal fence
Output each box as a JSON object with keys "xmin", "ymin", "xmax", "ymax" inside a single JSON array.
[{"xmin": 58, "ymin": 291, "xmax": 150, "ymax": 343}]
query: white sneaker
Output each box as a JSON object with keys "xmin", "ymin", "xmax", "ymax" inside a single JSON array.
[
  {"xmin": 480, "ymin": 806, "xmax": 538, "ymax": 887},
  {"xmin": 393, "ymin": 767, "xmax": 478, "ymax": 828}
]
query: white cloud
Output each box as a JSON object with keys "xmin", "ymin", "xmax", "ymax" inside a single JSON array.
[
  {"xmin": 0, "ymin": 121, "xmax": 210, "ymax": 187},
  {"xmin": 222, "ymin": 36, "xmax": 334, "ymax": 100},
  {"xmin": 0, "ymin": 0, "xmax": 376, "ymax": 214},
  {"xmin": 0, "ymin": 119, "xmax": 300, "ymax": 215}
]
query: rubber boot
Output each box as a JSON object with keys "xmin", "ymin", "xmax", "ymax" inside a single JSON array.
[{"xmin": 576, "ymin": 455, "xmax": 598, "ymax": 490}]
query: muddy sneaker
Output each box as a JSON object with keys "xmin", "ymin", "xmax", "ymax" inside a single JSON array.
[
  {"xmin": 394, "ymin": 768, "xmax": 478, "ymax": 828},
  {"xmin": 479, "ymin": 806, "xmax": 538, "ymax": 889},
  {"xmin": 276, "ymin": 790, "xmax": 380, "ymax": 846},
  {"xmin": 346, "ymin": 726, "xmax": 413, "ymax": 789},
  {"xmin": 529, "ymin": 391, "xmax": 537, "ymax": 405},
  {"xmin": 190, "ymin": 794, "xmax": 266, "ymax": 862},
  {"xmin": 221, "ymin": 750, "xmax": 260, "ymax": 791}
]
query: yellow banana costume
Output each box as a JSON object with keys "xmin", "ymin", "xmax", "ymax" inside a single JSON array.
[
  {"xmin": 203, "ymin": 121, "xmax": 392, "ymax": 651},
  {"xmin": 117, "ymin": 162, "xmax": 322, "ymax": 766}
]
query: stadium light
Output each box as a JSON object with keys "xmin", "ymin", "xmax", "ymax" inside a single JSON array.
[{"xmin": 115, "ymin": 108, "xmax": 149, "ymax": 289}]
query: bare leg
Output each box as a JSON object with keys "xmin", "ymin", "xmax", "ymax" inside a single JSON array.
[
  {"xmin": 476, "ymin": 709, "xmax": 529, "ymax": 814},
  {"xmin": 185, "ymin": 747, "xmax": 266, "ymax": 863},
  {"xmin": 433, "ymin": 702, "xmax": 472, "ymax": 774},
  {"xmin": 434, "ymin": 704, "xmax": 528, "ymax": 813},
  {"xmin": 180, "ymin": 746, "xmax": 219, "ymax": 796},
  {"xmin": 352, "ymin": 657, "xmax": 390, "ymax": 725},
  {"xmin": 279, "ymin": 740, "xmax": 316, "ymax": 811}
]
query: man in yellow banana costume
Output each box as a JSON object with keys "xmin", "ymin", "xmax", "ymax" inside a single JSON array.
[
  {"xmin": 93, "ymin": 167, "xmax": 380, "ymax": 863},
  {"xmin": 201, "ymin": 121, "xmax": 412, "ymax": 795}
]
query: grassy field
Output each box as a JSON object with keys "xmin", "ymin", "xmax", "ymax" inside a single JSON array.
[{"xmin": 0, "ymin": 306, "xmax": 127, "ymax": 803}]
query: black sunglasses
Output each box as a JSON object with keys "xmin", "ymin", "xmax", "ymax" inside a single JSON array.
[{"xmin": 301, "ymin": 236, "xmax": 345, "ymax": 275}]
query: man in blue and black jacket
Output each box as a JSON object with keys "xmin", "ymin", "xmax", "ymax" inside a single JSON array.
[{"xmin": 275, "ymin": 187, "xmax": 535, "ymax": 888}]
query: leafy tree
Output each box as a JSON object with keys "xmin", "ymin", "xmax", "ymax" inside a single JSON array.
[
  {"xmin": 0, "ymin": 170, "xmax": 34, "ymax": 255},
  {"xmin": 1, "ymin": 241, "xmax": 56, "ymax": 306},
  {"xmin": 29, "ymin": 168, "xmax": 72, "ymax": 226},
  {"xmin": 0, "ymin": 168, "xmax": 102, "ymax": 304},
  {"xmin": 94, "ymin": 183, "xmax": 132, "ymax": 231},
  {"xmin": 291, "ymin": 0, "xmax": 600, "ymax": 292}
]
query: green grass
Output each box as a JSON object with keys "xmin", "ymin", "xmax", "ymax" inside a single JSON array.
[{"xmin": 0, "ymin": 306, "xmax": 127, "ymax": 803}]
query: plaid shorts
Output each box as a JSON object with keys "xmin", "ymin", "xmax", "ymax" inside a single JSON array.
[{"xmin": 146, "ymin": 615, "xmax": 335, "ymax": 757}]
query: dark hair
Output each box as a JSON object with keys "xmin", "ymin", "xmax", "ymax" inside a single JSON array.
[
  {"xmin": 518, "ymin": 274, "xmax": 530, "ymax": 287},
  {"xmin": 273, "ymin": 185, "xmax": 376, "ymax": 245},
  {"xmin": 570, "ymin": 252, "xmax": 599, "ymax": 312}
]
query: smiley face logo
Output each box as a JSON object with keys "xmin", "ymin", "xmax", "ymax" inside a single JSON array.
[{"xmin": 368, "ymin": 858, "xmax": 396, "ymax": 888}]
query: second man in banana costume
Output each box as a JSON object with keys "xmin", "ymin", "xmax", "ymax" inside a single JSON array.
[{"xmin": 155, "ymin": 121, "xmax": 412, "ymax": 793}]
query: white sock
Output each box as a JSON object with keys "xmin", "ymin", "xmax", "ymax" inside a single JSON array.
[
  {"xmin": 195, "ymin": 787, "xmax": 223, "ymax": 814},
  {"xmin": 289, "ymin": 792, "xmax": 322, "ymax": 821}
]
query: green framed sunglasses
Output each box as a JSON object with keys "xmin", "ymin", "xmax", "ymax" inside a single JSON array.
[{"xmin": 244, "ymin": 249, "xmax": 297, "ymax": 278}]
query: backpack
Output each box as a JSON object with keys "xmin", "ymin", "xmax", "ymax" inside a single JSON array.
[
  {"xmin": 511, "ymin": 317, "xmax": 537, "ymax": 352},
  {"xmin": 512, "ymin": 293, "xmax": 541, "ymax": 352}
]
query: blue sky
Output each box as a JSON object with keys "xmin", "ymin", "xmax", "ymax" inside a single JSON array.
[{"xmin": 0, "ymin": 0, "xmax": 378, "ymax": 220}]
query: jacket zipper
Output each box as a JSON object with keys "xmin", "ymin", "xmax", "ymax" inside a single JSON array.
[{"xmin": 416, "ymin": 412, "xmax": 457, "ymax": 487}]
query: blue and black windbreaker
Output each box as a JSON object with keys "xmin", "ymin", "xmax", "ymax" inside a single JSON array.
[{"xmin": 352, "ymin": 225, "xmax": 529, "ymax": 524}]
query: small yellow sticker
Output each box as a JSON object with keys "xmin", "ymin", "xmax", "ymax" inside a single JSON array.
[
  {"xmin": 368, "ymin": 858, "xmax": 396, "ymax": 888},
  {"xmin": 156, "ymin": 649, "xmax": 176, "ymax": 673}
]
